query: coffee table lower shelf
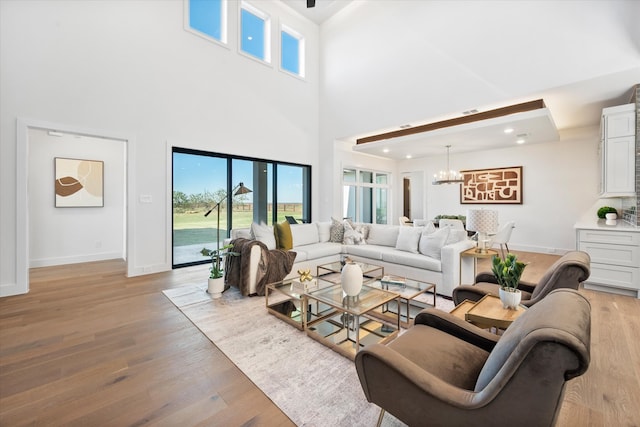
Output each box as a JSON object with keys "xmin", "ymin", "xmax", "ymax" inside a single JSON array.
[
  {"xmin": 305, "ymin": 310, "xmax": 398, "ymax": 360},
  {"xmin": 303, "ymin": 284, "xmax": 401, "ymax": 360}
]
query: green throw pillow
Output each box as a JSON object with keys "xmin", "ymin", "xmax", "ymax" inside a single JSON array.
[{"xmin": 274, "ymin": 221, "xmax": 293, "ymax": 250}]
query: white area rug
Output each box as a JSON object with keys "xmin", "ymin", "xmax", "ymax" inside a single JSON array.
[{"xmin": 163, "ymin": 284, "xmax": 455, "ymax": 426}]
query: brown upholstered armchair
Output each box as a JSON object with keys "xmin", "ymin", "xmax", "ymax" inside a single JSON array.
[
  {"xmin": 355, "ymin": 289, "xmax": 591, "ymax": 427},
  {"xmin": 452, "ymin": 250, "xmax": 590, "ymax": 307}
]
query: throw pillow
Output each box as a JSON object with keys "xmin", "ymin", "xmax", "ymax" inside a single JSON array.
[
  {"xmin": 273, "ymin": 221, "xmax": 293, "ymax": 250},
  {"xmin": 317, "ymin": 221, "xmax": 331, "ymax": 242},
  {"xmin": 445, "ymin": 229, "xmax": 468, "ymax": 246},
  {"xmin": 290, "ymin": 223, "xmax": 319, "ymax": 246},
  {"xmin": 418, "ymin": 227, "xmax": 450, "ymax": 259},
  {"xmin": 343, "ymin": 221, "xmax": 367, "ymax": 245},
  {"xmin": 352, "ymin": 222, "xmax": 370, "ymax": 240},
  {"xmin": 250, "ymin": 222, "xmax": 276, "ymax": 250},
  {"xmin": 366, "ymin": 224, "xmax": 400, "ymax": 247},
  {"xmin": 329, "ymin": 217, "xmax": 344, "ymax": 243},
  {"xmin": 395, "ymin": 226, "xmax": 422, "ymax": 253}
]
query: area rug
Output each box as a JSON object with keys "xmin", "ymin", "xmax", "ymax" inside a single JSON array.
[{"xmin": 163, "ymin": 283, "xmax": 455, "ymax": 426}]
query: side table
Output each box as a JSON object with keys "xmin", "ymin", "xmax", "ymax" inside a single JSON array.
[
  {"xmin": 450, "ymin": 294, "xmax": 526, "ymax": 331},
  {"xmin": 459, "ymin": 248, "xmax": 499, "ymax": 285}
]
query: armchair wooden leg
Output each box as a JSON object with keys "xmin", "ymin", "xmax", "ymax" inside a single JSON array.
[{"xmin": 376, "ymin": 409, "xmax": 386, "ymax": 427}]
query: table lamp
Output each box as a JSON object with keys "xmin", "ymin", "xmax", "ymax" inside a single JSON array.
[{"xmin": 466, "ymin": 209, "xmax": 498, "ymax": 253}]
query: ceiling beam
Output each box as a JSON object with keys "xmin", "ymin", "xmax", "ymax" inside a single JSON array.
[{"xmin": 356, "ymin": 99, "xmax": 546, "ymax": 145}]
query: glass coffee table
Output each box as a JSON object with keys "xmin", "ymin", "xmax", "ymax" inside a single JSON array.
[
  {"xmin": 368, "ymin": 276, "xmax": 436, "ymax": 327},
  {"xmin": 316, "ymin": 261, "xmax": 384, "ymax": 283},
  {"xmin": 303, "ymin": 283, "xmax": 400, "ymax": 360},
  {"xmin": 266, "ymin": 277, "xmax": 336, "ymax": 330}
]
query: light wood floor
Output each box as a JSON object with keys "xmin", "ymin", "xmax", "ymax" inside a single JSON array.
[{"xmin": 1, "ymin": 252, "xmax": 638, "ymax": 426}]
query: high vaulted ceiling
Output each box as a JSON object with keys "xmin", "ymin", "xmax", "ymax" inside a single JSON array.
[{"xmin": 313, "ymin": 1, "xmax": 640, "ymax": 160}]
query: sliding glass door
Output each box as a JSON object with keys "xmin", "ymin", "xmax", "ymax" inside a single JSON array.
[{"xmin": 172, "ymin": 147, "xmax": 311, "ymax": 267}]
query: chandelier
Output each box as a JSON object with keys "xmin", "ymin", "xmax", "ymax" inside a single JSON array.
[{"xmin": 432, "ymin": 145, "xmax": 464, "ymax": 185}]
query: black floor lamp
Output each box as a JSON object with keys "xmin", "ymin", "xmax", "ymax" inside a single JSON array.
[{"xmin": 204, "ymin": 182, "xmax": 252, "ymax": 255}]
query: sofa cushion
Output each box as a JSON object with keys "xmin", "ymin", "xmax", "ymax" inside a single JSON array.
[
  {"xmin": 329, "ymin": 217, "xmax": 344, "ymax": 243},
  {"xmin": 346, "ymin": 244, "xmax": 397, "ymax": 261},
  {"xmin": 317, "ymin": 221, "xmax": 331, "ymax": 242},
  {"xmin": 291, "ymin": 223, "xmax": 319, "ymax": 246},
  {"xmin": 418, "ymin": 227, "xmax": 450, "ymax": 260},
  {"xmin": 367, "ymin": 225, "xmax": 399, "ymax": 247},
  {"xmin": 395, "ymin": 226, "xmax": 423, "ymax": 253},
  {"xmin": 382, "ymin": 250, "xmax": 442, "ymax": 272},
  {"xmin": 295, "ymin": 242, "xmax": 343, "ymax": 260},
  {"xmin": 274, "ymin": 221, "xmax": 293, "ymax": 250},
  {"xmin": 251, "ymin": 222, "xmax": 276, "ymax": 250}
]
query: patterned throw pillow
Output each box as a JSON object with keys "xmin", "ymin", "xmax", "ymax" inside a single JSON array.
[
  {"xmin": 329, "ymin": 217, "xmax": 344, "ymax": 243},
  {"xmin": 343, "ymin": 221, "xmax": 367, "ymax": 245}
]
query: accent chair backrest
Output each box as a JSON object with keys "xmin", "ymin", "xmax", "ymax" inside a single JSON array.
[
  {"xmin": 475, "ymin": 288, "xmax": 591, "ymax": 392},
  {"xmin": 529, "ymin": 251, "xmax": 591, "ymax": 302}
]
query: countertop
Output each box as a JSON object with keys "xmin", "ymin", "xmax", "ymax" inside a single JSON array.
[{"xmin": 574, "ymin": 218, "xmax": 640, "ymax": 232}]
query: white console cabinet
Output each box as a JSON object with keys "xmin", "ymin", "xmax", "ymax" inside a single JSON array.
[
  {"xmin": 577, "ymin": 228, "xmax": 640, "ymax": 298},
  {"xmin": 600, "ymin": 103, "xmax": 636, "ymax": 197}
]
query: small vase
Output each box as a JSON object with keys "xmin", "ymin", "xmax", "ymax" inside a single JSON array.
[
  {"xmin": 605, "ymin": 213, "xmax": 617, "ymax": 220},
  {"xmin": 499, "ymin": 288, "xmax": 521, "ymax": 309},
  {"xmin": 207, "ymin": 277, "xmax": 225, "ymax": 299},
  {"xmin": 341, "ymin": 262, "xmax": 363, "ymax": 296}
]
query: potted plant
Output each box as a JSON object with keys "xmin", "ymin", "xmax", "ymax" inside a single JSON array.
[
  {"xmin": 597, "ymin": 206, "xmax": 617, "ymax": 220},
  {"xmin": 491, "ymin": 253, "xmax": 527, "ymax": 309},
  {"xmin": 200, "ymin": 244, "xmax": 238, "ymax": 298}
]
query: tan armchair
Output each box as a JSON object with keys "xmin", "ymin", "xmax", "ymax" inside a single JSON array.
[
  {"xmin": 452, "ymin": 250, "xmax": 590, "ymax": 307},
  {"xmin": 355, "ymin": 289, "xmax": 591, "ymax": 427}
]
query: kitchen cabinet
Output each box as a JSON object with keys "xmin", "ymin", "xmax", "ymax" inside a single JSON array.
[
  {"xmin": 600, "ymin": 103, "xmax": 636, "ymax": 197},
  {"xmin": 576, "ymin": 227, "xmax": 640, "ymax": 298}
]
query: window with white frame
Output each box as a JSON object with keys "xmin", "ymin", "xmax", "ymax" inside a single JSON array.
[
  {"xmin": 280, "ymin": 25, "xmax": 305, "ymax": 77},
  {"xmin": 185, "ymin": 0, "xmax": 227, "ymax": 44},
  {"xmin": 343, "ymin": 168, "xmax": 390, "ymax": 224},
  {"xmin": 240, "ymin": 2, "xmax": 271, "ymax": 63}
]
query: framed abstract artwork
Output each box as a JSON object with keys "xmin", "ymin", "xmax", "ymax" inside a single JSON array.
[
  {"xmin": 460, "ymin": 166, "xmax": 522, "ymax": 204},
  {"xmin": 54, "ymin": 157, "xmax": 104, "ymax": 207}
]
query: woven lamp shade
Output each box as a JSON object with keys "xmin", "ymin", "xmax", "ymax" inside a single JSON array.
[{"xmin": 466, "ymin": 209, "xmax": 499, "ymax": 234}]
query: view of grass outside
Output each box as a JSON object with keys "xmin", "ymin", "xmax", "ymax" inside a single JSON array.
[{"xmin": 173, "ymin": 202, "xmax": 304, "ymax": 247}]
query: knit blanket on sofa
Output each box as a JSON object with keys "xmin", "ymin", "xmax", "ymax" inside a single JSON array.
[{"xmin": 226, "ymin": 238, "xmax": 297, "ymax": 296}]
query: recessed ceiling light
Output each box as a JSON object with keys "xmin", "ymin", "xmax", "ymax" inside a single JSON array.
[
  {"xmin": 383, "ymin": 148, "xmax": 389, "ymax": 153},
  {"xmin": 516, "ymin": 139, "xmax": 525, "ymax": 144},
  {"xmin": 504, "ymin": 128, "xmax": 514, "ymax": 134},
  {"xmin": 406, "ymin": 154, "xmax": 412, "ymax": 159}
]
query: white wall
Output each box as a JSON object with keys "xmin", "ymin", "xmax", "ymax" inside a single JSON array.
[
  {"xmin": 1, "ymin": 0, "xmax": 320, "ymax": 295},
  {"xmin": 332, "ymin": 127, "xmax": 601, "ymax": 253},
  {"xmin": 28, "ymin": 128, "xmax": 126, "ymax": 267},
  {"xmin": 398, "ymin": 127, "xmax": 601, "ymax": 253}
]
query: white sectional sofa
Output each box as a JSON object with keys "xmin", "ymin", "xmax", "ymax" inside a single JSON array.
[{"xmin": 229, "ymin": 221, "xmax": 475, "ymax": 298}]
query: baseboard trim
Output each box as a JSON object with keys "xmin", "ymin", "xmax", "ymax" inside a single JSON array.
[{"xmin": 30, "ymin": 252, "xmax": 124, "ymax": 268}]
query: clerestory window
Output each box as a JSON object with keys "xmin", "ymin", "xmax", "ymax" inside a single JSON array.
[
  {"xmin": 240, "ymin": 2, "xmax": 271, "ymax": 63},
  {"xmin": 185, "ymin": 0, "xmax": 227, "ymax": 45},
  {"xmin": 280, "ymin": 25, "xmax": 305, "ymax": 78}
]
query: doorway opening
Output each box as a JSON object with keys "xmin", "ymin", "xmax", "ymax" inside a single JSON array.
[{"xmin": 13, "ymin": 118, "xmax": 135, "ymax": 296}]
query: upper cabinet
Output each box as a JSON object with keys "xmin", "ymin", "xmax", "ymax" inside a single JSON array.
[{"xmin": 600, "ymin": 103, "xmax": 637, "ymax": 198}]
